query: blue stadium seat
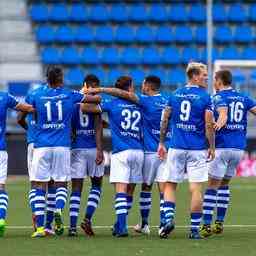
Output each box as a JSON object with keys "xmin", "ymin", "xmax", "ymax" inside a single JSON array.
[
  {"xmin": 135, "ymin": 26, "xmax": 154, "ymax": 44},
  {"xmin": 234, "ymin": 26, "xmax": 253, "ymax": 43},
  {"xmin": 149, "ymin": 68, "xmax": 167, "ymax": 85},
  {"xmin": 249, "ymin": 4, "xmax": 256, "ymax": 22},
  {"xmin": 74, "ymin": 26, "xmax": 94, "ymax": 43},
  {"xmin": 41, "ymin": 47, "xmax": 60, "ymax": 64},
  {"xmin": 228, "ymin": 4, "xmax": 247, "ymax": 22},
  {"xmin": 169, "ymin": 4, "xmax": 188, "ymax": 22},
  {"xmin": 115, "ymin": 26, "xmax": 135, "ymax": 43},
  {"xmin": 167, "ymin": 68, "xmax": 186, "ymax": 85},
  {"xmin": 155, "ymin": 26, "xmax": 174, "ymax": 43},
  {"xmin": 95, "ymin": 26, "xmax": 114, "ymax": 43},
  {"xmin": 109, "ymin": 4, "xmax": 129, "ymax": 23},
  {"xmin": 48, "ymin": 4, "xmax": 69, "ymax": 22},
  {"xmin": 195, "ymin": 26, "xmax": 206, "ymax": 44},
  {"xmin": 80, "ymin": 47, "xmax": 99, "ymax": 65},
  {"xmin": 189, "ymin": 4, "xmax": 206, "ymax": 22},
  {"xmin": 89, "ymin": 68, "xmax": 106, "ymax": 85},
  {"xmin": 214, "ymin": 26, "xmax": 233, "ymax": 43},
  {"xmin": 232, "ymin": 69, "xmax": 246, "ymax": 84},
  {"xmin": 129, "ymin": 69, "xmax": 145, "ymax": 86},
  {"xmin": 241, "ymin": 47, "xmax": 256, "ymax": 60},
  {"xmin": 89, "ymin": 4, "xmax": 109, "ymax": 23},
  {"xmin": 65, "ymin": 68, "xmax": 84, "ymax": 86},
  {"xmin": 101, "ymin": 47, "xmax": 120, "ymax": 65},
  {"xmin": 149, "ymin": 4, "xmax": 168, "ymax": 22},
  {"xmin": 181, "ymin": 47, "xmax": 200, "ymax": 64},
  {"xmin": 129, "ymin": 4, "xmax": 148, "ymax": 22},
  {"xmin": 213, "ymin": 4, "xmax": 227, "ymax": 22},
  {"xmin": 142, "ymin": 47, "xmax": 160, "ymax": 65},
  {"xmin": 221, "ymin": 46, "xmax": 240, "ymax": 60},
  {"xmin": 55, "ymin": 26, "xmax": 74, "ymax": 43},
  {"xmin": 121, "ymin": 47, "xmax": 141, "ymax": 65},
  {"xmin": 200, "ymin": 48, "xmax": 220, "ymax": 62},
  {"xmin": 174, "ymin": 26, "xmax": 193, "ymax": 43},
  {"xmin": 30, "ymin": 4, "xmax": 49, "ymax": 22},
  {"xmin": 35, "ymin": 25, "xmax": 55, "ymax": 44},
  {"xmin": 107, "ymin": 69, "xmax": 122, "ymax": 85},
  {"xmin": 161, "ymin": 47, "xmax": 180, "ymax": 65},
  {"xmin": 61, "ymin": 47, "xmax": 80, "ymax": 65},
  {"xmin": 70, "ymin": 4, "xmax": 88, "ymax": 22}
]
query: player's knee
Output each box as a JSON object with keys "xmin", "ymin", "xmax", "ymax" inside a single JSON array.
[
  {"xmin": 91, "ymin": 176, "xmax": 103, "ymax": 188},
  {"xmin": 71, "ymin": 179, "xmax": 83, "ymax": 192},
  {"xmin": 141, "ymin": 183, "xmax": 152, "ymax": 191}
]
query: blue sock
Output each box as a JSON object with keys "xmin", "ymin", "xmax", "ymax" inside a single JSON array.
[
  {"xmin": 0, "ymin": 190, "xmax": 8, "ymax": 219},
  {"xmin": 85, "ymin": 186, "xmax": 101, "ymax": 220},
  {"xmin": 34, "ymin": 189, "xmax": 46, "ymax": 228},
  {"xmin": 164, "ymin": 201, "xmax": 175, "ymax": 224},
  {"xmin": 126, "ymin": 195, "xmax": 133, "ymax": 214},
  {"xmin": 191, "ymin": 212, "xmax": 202, "ymax": 233},
  {"xmin": 70, "ymin": 191, "xmax": 81, "ymax": 228},
  {"xmin": 140, "ymin": 191, "xmax": 151, "ymax": 226},
  {"xmin": 45, "ymin": 187, "xmax": 56, "ymax": 229},
  {"xmin": 203, "ymin": 188, "xmax": 217, "ymax": 225},
  {"xmin": 217, "ymin": 186, "xmax": 230, "ymax": 222},
  {"xmin": 28, "ymin": 189, "xmax": 36, "ymax": 213},
  {"xmin": 55, "ymin": 187, "xmax": 68, "ymax": 211},
  {"xmin": 115, "ymin": 193, "xmax": 127, "ymax": 231},
  {"xmin": 159, "ymin": 193, "xmax": 165, "ymax": 225}
]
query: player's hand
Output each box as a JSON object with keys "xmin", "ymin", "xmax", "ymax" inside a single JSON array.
[
  {"xmin": 207, "ymin": 148, "xmax": 215, "ymax": 162},
  {"xmin": 82, "ymin": 87, "xmax": 101, "ymax": 95},
  {"xmin": 157, "ymin": 143, "xmax": 167, "ymax": 160},
  {"xmin": 95, "ymin": 149, "xmax": 104, "ymax": 165},
  {"xmin": 213, "ymin": 121, "xmax": 223, "ymax": 131}
]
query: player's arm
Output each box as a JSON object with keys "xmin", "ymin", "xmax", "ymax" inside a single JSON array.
[
  {"xmin": 249, "ymin": 106, "xmax": 256, "ymax": 115},
  {"xmin": 17, "ymin": 111, "xmax": 28, "ymax": 130},
  {"xmin": 102, "ymin": 119, "xmax": 109, "ymax": 129},
  {"xmin": 214, "ymin": 107, "xmax": 228, "ymax": 131},
  {"xmin": 205, "ymin": 110, "xmax": 215, "ymax": 162},
  {"xmin": 157, "ymin": 106, "xmax": 172, "ymax": 160},
  {"xmin": 15, "ymin": 102, "xmax": 35, "ymax": 113},
  {"xmin": 82, "ymin": 94, "xmax": 101, "ymax": 104},
  {"xmin": 94, "ymin": 114, "xmax": 104, "ymax": 165},
  {"xmin": 80, "ymin": 103, "xmax": 102, "ymax": 114},
  {"xmin": 84, "ymin": 87, "xmax": 139, "ymax": 104}
]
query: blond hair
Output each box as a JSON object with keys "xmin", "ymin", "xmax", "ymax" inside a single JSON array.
[{"xmin": 186, "ymin": 62, "xmax": 207, "ymax": 80}]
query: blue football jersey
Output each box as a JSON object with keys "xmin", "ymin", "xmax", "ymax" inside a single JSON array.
[
  {"xmin": 137, "ymin": 94, "xmax": 171, "ymax": 152},
  {"xmin": 30, "ymin": 86, "xmax": 84, "ymax": 148},
  {"xmin": 0, "ymin": 92, "xmax": 18, "ymax": 150},
  {"xmin": 168, "ymin": 85, "xmax": 213, "ymax": 150},
  {"xmin": 71, "ymin": 103, "xmax": 97, "ymax": 149},
  {"xmin": 101, "ymin": 97, "xmax": 143, "ymax": 153},
  {"xmin": 25, "ymin": 85, "xmax": 47, "ymax": 144},
  {"xmin": 213, "ymin": 88, "xmax": 256, "ymax": 149}
]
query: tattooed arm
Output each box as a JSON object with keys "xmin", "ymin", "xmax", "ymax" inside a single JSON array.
[
  {"xmin": 80, "ymin": 103, "xmax": 102, "ymax": 114},
  {"xmin": 214, "ymin": 106, "xmax": 228, "ymax": 131},
  {"xmin": 157, "ymin": 106, "xmax": 171, "ymax": 160},
  {"xmin": 94, "ymin": 114, "xmax": 104, "ymax": 165},
  {"xmin": 205, "ymin": 110, "xmax": 215, "ymax": 162}
]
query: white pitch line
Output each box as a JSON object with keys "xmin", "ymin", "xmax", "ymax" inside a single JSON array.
[{"xmin": 5, "ymin": 224, "xmax": 256, "ymax": 229}]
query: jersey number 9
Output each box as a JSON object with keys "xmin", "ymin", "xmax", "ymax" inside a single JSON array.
[{"xmin": 180, "ymin": 100, "xmax": 191, "ymax": 121}]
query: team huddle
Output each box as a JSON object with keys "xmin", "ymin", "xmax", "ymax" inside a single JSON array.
[{"xmin": 0, "ymin": 62, "xmax": 255, "ymax": 240}]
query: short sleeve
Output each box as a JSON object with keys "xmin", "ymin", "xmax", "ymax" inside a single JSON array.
[
  {"xmin": 205, "ymin": 95, "xmax": 214, "ymax": 112},
  {"xmin": 7, "ymin": 93, "xmax": 18, "ymax": 109},
  {"xmin": 212, "ymin": 94, "xmax": 227, "ymax": 109},
  {"xmin": 100, "ymin": 97, "xmax": 111, "ymax": 112},
  {"xmin": 71, "ymin": 90, "xmax": 84, "ymax": 104},
  {"xmin": 167, "ymin": 94, "xmax": 174, "ymax": 108},
  {"xmin": 246, "ymin": 96, "xmax": 256, "ymax": 111}
]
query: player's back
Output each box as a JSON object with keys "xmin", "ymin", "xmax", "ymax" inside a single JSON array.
[
  {"xmin": 32, "ymin": 86, "xmax": 83, "ymax": 148},
  {"xmin": 71, "ymin": 103, "xmax": 96, "ymax": 149},
  {"xmin": 101, "ymin": 97, "xmax": 143, "ymax": 153},
  {"xmin": 138, "ymin": 94, "xmax": 171, "ymax": 152},
  {"xmin": 169, "ymin": 85, "xmax": 212, "ymax": 150},
  {"xmin": 213, "ymin": 88, "xmax": 256, "ymax": 149}
]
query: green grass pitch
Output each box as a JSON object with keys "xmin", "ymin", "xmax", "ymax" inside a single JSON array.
[{"xmin": 0, "ymin": 177, "xmax": 256, "ymax": 256}]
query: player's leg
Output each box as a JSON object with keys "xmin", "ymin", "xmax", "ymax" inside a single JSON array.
[
  {"xmin": 214, "ymin": 150, "xmax": 243, "ymax": 234},
  {"xmin": 187, "ymin": 150, "xmax": 208, "ymax": 239},
  {"xmin": 110, "ymin": 151, "xmax": 130, "ymax": 237},
  {"xmin": 68, "ymin": 149, "xmax": 86, "ymax": 236},
  {"xmin": 159, "ymin": 149, "xmax": 185, "ymax": 238},
  {"xmin": 0, "ymin": 151, "xmax": 8, "ymax": 237},
  {"xmin": 52, "ymin": 147, "xmax": 71, "ymax": 236},
  {"xmin": 45, "ymin": 180, "xmax": 56, "ymax": 236},
  {"xmin": 81, "ymin": 149, "xmax": 104, "ymax": 236},
  {"xmin": 69, "ymin": 178, "xmax": 83, "ymax": 236}
]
